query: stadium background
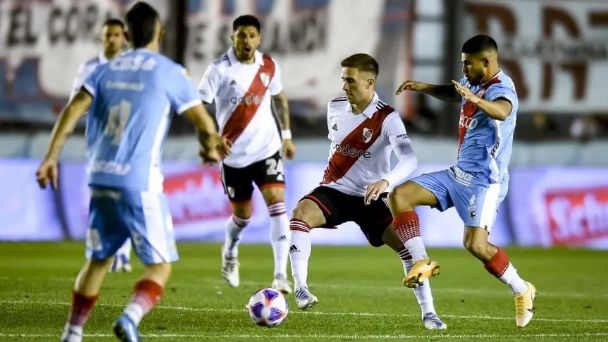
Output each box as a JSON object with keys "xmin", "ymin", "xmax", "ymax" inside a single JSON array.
[{"xmin": 1, "ymin": 0, "xmax": 607, "ymax": 249}]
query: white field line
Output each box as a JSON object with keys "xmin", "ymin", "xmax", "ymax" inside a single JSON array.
[
  {"xmin": 1, "ymin": 276, "xmax": 606, "ymax": 299},
  {"xmin": 0, "ymin": 332, "xmax": 608, "ymax": 339},
  {"xmin": 1, "ymin": 299, "xmax": 607, "ymax": 324}
]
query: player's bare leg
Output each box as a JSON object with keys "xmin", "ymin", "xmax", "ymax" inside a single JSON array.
[
  {"xmin": 289, "ymin": 199, "xmax": 324, "ymax": 310},
  {"xmin": 383, "ymin": 228, "xmax": 446, "ymax": 330},
  {"xmin": 261, "ymin": 185, "xmax": 292, "ymax": 294},
  {"xmin": 221, "ymin": 201, "xmax": 252, "ymax": 288},
  {"xmin": 389, "ymin": 182, "xmax": 440, "ymax": 288},
  {"xmin": 464, "ymin": 227, "xmax": 536, "ymax": 327},
  {"xmin": 60, "ymin": 258, "xmax": 112, "ymax": 342}
]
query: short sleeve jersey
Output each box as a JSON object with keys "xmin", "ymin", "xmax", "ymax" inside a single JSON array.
[
  {"xmin": 321, "ymin": 93, "xmax": 412, "ymax": 197},
  {"xmin": 198, "ymin": 48, "xmax": 283, "ymax": 168},
  {"xmin": 83, "ymin": 49, "xmax": 200, "ymax": 192},
  {"xmin": 456, "ymin": 71, "xmax": 518, "ymax": 184}
]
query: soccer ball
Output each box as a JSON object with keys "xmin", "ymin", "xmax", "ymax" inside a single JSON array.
[{"xmin": 246, "ymin": 288, "xmax": 288, "ymax": 327}]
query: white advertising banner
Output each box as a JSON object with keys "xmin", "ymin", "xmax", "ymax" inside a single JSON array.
[
  {"xmin": 0, "ymin": 0, "xmax": 169, "ymax": 122},
  {"xmin": 509, "ymin": 167, "xmax": 608, "ymax": 248},
  {"xmin": 184, "ymin": 0, "xmax": 389, "ymax": 114},
  {"xmin": 463, "ymin": 0, "xmax": 608, "ymax": 113}
]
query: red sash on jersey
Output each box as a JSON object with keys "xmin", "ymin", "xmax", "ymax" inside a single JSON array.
[
  {"xmin": 457, "ymin": 76, "xmax": 502, "ymax": 151},
  {"xmin": 321, "ymin": 105, "xmax": 393, "ymax": 185},
  {"xmin": 222, "ymin": 54, "xmax": 276, "ymax": 144}
]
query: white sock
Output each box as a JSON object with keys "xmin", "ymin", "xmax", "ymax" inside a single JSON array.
[
  {"xmin": 268, "ymin": 204, "xmax": 290, "ymax": 277},
  {"xmin": 61, "ymin": 324, "xmax": 83, "ymax": 340},
  {"xmin": 124, "ymin": 302, "xmax": 145, "ymax": 326},
  {"xmin": 404, "ymin": 259, "xmax": 436, "ymax": 315},
  {"xmin": 116, "ymin": 239, "xmax": 132, "ymax": 257},
  {"xmin": 499, "ymin": 263, "xmax": 528, "ymax": 294},
  {"xmin": 223, "ymin": 215, "xmax": 249, "ymax": 258},
  {"xmin": 404, "ymin": 236, "xmax": 428, "ymax": 261},
  {"xmin": 289, "ymin": 225, "xmax": 311, "ymax": 289}
]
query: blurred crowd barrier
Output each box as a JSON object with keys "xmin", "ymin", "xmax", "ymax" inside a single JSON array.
[{"xmin": 2, "ymin": 155, "xmax": 607, "ymax": 249}]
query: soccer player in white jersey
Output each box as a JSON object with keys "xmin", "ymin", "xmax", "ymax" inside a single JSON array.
[
  {"xmin": 36, "ymin": 3, "xmax": 228, "ymax": 341},
  {"xmin": 391, "ymin": 35, "xmax": 537, "ymax": 327},
  {"xmin": 198, "ymin": 15, "xmax": 295, "ymax": 294},
  {"xmin": 70, "ymin": 18, "xmax": 133, "ymax": 273},
  {"xmin": 288, "ymin": 53, "xmax": 447, "ymax": 330}
]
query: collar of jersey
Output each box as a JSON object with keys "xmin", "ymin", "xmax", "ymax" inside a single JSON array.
[
  {"xmin": 228, "ymin": 47, "xmax": 263, "ymax": 66},
  {"xmin": 348, "ymin": 92, "xmax": 379, "ymax": 118}
]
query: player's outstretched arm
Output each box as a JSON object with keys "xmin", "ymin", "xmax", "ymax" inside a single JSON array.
[
  {"xmin": 183, "ymin": 104, "xmax": 231, "ymax": 164},
  {"xmin": 451, "ymin": 80, "xmax": 512, "ymax": 120},
  {"xmin": 396, "ymin": 80, "xmax": 460, "ymax": 103},
  {"xmin": 36, "ymin": 89, "xmax": 92, "ymax": 190},
  {"xmin": 271, "ymin": 92, "xmax": 296, "ymax": 159}
]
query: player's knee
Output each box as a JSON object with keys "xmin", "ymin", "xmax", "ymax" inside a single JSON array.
[
  {"xmin": 291, "ymin": 201, "xmax": 318, "ymax": 227},
  {"xmin": 388, "ymin": 183, "xmax": 415, "ymax": 209},
  {"xmin": 231, "ymin": 201, "xmax": 252, "ymax": 220}
]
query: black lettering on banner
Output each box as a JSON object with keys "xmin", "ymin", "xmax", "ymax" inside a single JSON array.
[
  {"xmin": 8, "ymin": 6, "xmax": 37, "ymax": 47},
  {"xmin": 82, "ymin": 4, "xmax": 99, "ymax": 39},
  {"xmin": 48, "ymin": 7, "xmax": 62, "ymax": 44},
  {"xmin": 65, "ymin": 6, "xmax": 79, "ymax": 43}
]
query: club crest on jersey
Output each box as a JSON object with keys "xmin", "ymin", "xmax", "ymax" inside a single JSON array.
[
  {"xmin": 362, "ymin": 128, "xmax": 373, "ymax": 143},
  {"xmin": 259, "ymin": 72, "xmax": 270, "ymax": 87}
]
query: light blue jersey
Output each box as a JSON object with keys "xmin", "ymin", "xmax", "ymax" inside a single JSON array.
[
  {"xmin": 83, "ymin": 49, "xmax": 200, "ymax": 192},
  {"xmin": 456, "ymin": 71, "xmax": 518, "ymax": 184}
]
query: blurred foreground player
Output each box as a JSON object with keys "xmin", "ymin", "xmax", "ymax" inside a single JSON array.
[
  {"xmin": 391, "ymin": 34, "xmax": 536, "ymax": 327},
  {"xmin": 37, "ymin": 3, "xmax": 228, "ymax": 341},
  {"xmin": 69, "ymin": 18, "xmax": 133, "ymax": 273},
  {"xmin": 288, "ymin": 53, "xmax": 446, "ymax": 329}
]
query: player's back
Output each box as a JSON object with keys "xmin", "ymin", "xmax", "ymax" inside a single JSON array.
[
  {"xmin": 83, "ymin": 49, "xmax": 194, "ymax": 192},
  {"xmin": 456, "ymin": 71, "xmax": 518, "ymax": 184}
]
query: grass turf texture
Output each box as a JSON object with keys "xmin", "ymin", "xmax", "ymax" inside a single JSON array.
[{"xmin": 1, "ymin": 242, "xmax": 607, "ymax": 341}]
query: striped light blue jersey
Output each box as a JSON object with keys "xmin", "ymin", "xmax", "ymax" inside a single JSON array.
[
  {"xmin": 456, "ymin": 71, "xmax": 518, "ymax": 184},
  {"xmin": 83, "ymin": 49, "xmax": 199, "ymax": 192}
]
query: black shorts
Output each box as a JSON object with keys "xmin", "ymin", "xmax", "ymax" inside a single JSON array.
[
  {"xmin": 302, "ymin": 186, "xmax": 393, "ymax": 247},
  {"xmin": 221, "ymin": 150, "xmax": 285, "ymax": 202}
]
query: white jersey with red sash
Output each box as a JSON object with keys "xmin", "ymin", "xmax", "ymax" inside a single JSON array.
[
  {"xmin": 198, "ymin": 48, "xmax": 283, "ymax": 168},
  {"xmin": 321, "ymin": 93, "xmax": 415, "ymax": 197}
]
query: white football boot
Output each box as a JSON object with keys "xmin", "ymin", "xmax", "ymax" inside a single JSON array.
[
  {"xmin": 60, "ymin": 324, "xmax": 83, "ymax": 342},
  {"xmin": 294, "ymin": 286, "xmax": 318, "ymax": 310},
  {"xmin": 514, "ymin": 282, "xmax": 537, "ymax": 327},
  {"xmin": 271, "ymin": 274, "xmax": 293, "ymax": 294},
  {"xmin": 221, "ymin": 249, "xmax": 240, "ymax": 287},
  {"xmin": 422, "ymin": 312, "xmax": 447, "ymax": 330}
]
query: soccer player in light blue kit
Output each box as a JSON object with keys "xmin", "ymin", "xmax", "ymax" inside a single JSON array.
[
  {"xmin": 36, "ymin": 3, "xmax": 228, "ymax": 341},
  {"xmin": 389, "ymin": 35, "xmax": 537, "ymax": 328}
]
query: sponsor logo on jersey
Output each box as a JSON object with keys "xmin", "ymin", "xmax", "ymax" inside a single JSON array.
[
  {"xmin": 459, "ymin": 114, "xmax": 479, "ymax": 130},
  {"xmin": 229, "ymin": 93, "xmax": 264, "ymax": 105},
  {"xmin": 330, "ymin": 142, "xmax": 371, "ymax": 158},
  {"xmin": 362, "ymin": 128, "xmax": 373, "ymax": 143}
]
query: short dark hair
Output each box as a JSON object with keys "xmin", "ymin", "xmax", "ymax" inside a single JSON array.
[
  {"xmin": 340, "ymin": 53, "xmax": 379, "ymax": 77},
  {"xmin": 233, "ymin": 15, "xmax": 261, "ymax": 32},
  {"xmin": 103, "ymin": 18, "xmax": 125, "ymax": 30},
  {"xmin": 462, "ymin": 34, "xmax": 498, "ymax": 54},
  {"xmin": 125, "ymin": 2, "xmax": 159, "ymax": 48}
]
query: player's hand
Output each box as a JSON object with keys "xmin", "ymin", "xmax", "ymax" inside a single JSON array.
[
  {"xmin": 282, "ymin": 139, "xmax": 296, "ymax": 160},
  {"xmin": 200, "ymin": 134, "xmax": 231, "ymax": 164},
  {"xmin": 36, "ymin": 158, "xmax": 59, "ymax": 190},
  {"xmin": 451, "ymin": 80, "xmax": 480, "ymax": 104},
  {"xmin": 396, "ymin": 80, "xmax": 424, "ymax": 95},
  {"xmin": 364, "ymin": 179, "xmax": 389, "ymax": 205}
]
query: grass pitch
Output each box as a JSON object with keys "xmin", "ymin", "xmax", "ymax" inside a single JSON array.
[{"xmin": 1, "ymin": 242, "xmax": 607, "ymax": 341}]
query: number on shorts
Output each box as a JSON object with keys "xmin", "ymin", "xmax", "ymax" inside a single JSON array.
[{"xmin": 265, "ymin": 158, "xmax": 284, "ymax": 180}]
